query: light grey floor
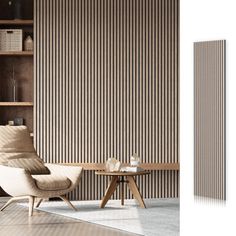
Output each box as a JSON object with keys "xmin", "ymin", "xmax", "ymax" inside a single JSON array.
[
  {"xmin": 23, "ymin": 198, "xmax": 180, "ymax": 236},
  {"xmin": 0, "ymin": 197, "xmax": 137, "ymax": 236}
]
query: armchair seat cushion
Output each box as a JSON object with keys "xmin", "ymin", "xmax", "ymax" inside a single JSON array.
[
  {"xmin": 32, "ymin": 174, "xmax": 71, "ymax": 191},
  {"xmin": 0, "ymin": 151, "xmax": 44, "ymax": 166},
  {"xmin": 8, "ymin": 157, "xmax": 50, "ymax": 175}
]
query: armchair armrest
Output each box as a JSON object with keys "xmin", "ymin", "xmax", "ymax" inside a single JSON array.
[
  {"xmin": 0, "ymin": 165, "xmax": 37, "ymax": 197},
  {"xmin": 45, "ymin": 164, "xmax": 83, "ymax": 186}
]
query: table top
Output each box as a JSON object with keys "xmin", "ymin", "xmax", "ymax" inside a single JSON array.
[{"xmin": 95, "ymin": 171, "xmax": 150, "ymax": 176}]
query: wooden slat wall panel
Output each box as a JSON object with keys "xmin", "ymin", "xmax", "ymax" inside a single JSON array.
[
  {"xmin": 35, "ymin": 0, "xmax": 179, "ymax": 200},
  {"xmin": 194, "ymin": 40, "xmax": 226, "ymax": 200}
]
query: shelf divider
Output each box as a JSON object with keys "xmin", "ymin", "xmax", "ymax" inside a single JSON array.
[
  {"xmin": 0, "ymin": 102, "xmax": 33, "ymax": 107},
  {"xmin": 0, "ymin": 20, "xmax": 33, "ymax": 25},
  {"xmin": 0, "ymin": 51, "xmax": 33, "ymax": 56}
]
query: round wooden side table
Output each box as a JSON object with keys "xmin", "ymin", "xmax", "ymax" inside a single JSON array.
[{"xmin": 95, "ymin": 171, "xmax": 150, "ymax": 208}]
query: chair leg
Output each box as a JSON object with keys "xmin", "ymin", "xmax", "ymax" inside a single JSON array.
[
  {"xmin": 0, "ymin": 196, "xmax": 35, "ymax": 216},
  {"xmin": 35, "ymin": 198, "xmax": 43, "ymax": 208},
  {"xmin": 59, "ymin": 195, "xmax": 77, "ymax": 211},
  {"xmin": 28, "ymin": 196, "xmax": 35, "ymax": 217},
  {"xmin": 0, "ymin": 198, "xmax": 16, "ymax": 212}
]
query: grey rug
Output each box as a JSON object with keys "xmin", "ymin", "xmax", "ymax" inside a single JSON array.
[{"xmin": 21, "ymin": 198, "xmax": 179, "ymax": 236}]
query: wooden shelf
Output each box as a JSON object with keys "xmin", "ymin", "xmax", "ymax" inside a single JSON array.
[
  {"xmin": 61, "ymin": 163, "xmax": 180, "ymax": 171},
  {"xmin": 0, "ymin": 51, "xmax": 33, "ymax": 56},
  {"xmin": 0, "ymin": 20, "xmax": 33, "ymax": 25},
  {"xmin": 0, "ymin": 102, "xmax": 33, "ymax": 107},
  {"xmin": 0, "ymin": 3, "xmax": 34, "ymax": 134}
]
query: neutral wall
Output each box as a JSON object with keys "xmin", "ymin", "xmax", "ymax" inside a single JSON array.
[{"xmin": 35, "ymin": 0, "xmax": 179, "ymax": 200}]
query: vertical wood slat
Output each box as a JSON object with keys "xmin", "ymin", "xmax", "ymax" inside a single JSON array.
[
  {"xmin": 35, "ymin": 0, "xmax": 179, "ymax": 200},
  {"xmin": 194, "ymin": 40, "xmax": 226, "ymax": 200}
]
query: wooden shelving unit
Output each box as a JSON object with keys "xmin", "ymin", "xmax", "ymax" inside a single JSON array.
[
  {"xmin": 0, "ymin": 102, "xmax": 33, "ymax": 107},
  {"xmin": 0, "ymin": 0, "xmax": 34, "ymax": 198},
  {"xmin": 0, "ymin": 19, "xmax": 33, "ymax": 25},
  {"xmin": 0, "ymin": 0, "xmax": 34, "ymax": 134},
  {"xmin": 0, "ymin": 51, "xmax": 33, "ymax": 56}
]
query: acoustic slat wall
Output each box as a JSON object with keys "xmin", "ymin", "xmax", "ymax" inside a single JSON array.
[
  {"xmin": 35, "ymin": 0, "xmax": 179, "ymax": 200},
  {"xmin": 194, "ymin": 40, "xmax": 226, "ymax": 200}
]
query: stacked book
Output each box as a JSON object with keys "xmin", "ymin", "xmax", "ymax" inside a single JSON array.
[{"xmin": 120, "ymin": 166, "xmax": 144, "ymax": 173}]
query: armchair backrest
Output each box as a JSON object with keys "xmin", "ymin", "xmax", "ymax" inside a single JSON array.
[
  {"xmin": 0, "ymin": 126, "xmax": 34, "ymax": 153},
  {"xmin": 0, "ymin": 126, "xmax": 50, "ymax": 175},
  {"xmin": 0, "ymin": 126, "xmax": 35, "ymax": 166}
]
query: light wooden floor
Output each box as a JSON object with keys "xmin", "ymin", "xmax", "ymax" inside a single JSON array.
[{"xmin": 0, "ymin": 197, "xmax": 138, "ymax": 236}]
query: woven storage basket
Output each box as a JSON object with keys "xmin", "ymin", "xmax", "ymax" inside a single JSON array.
[{"xmin": 0, "ymin": 29, "xmax": 23, "ymax": 51}]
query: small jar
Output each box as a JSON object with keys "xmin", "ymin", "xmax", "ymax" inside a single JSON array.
[{"xmin": 24, "ymin": 36, "xmax": 33, "ymax": 51}]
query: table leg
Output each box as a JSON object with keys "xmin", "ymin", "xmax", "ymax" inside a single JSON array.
[
  {"xmin": 120, "ymin": 176, "xmax": 124, "ymax": 205},
  {"xmin": 100, "ymin": 176, "xmax": 119, "ymax": 208},
  {"xmin": 127, "ymin": 176, "xmax": 146, "ymax": 208}
]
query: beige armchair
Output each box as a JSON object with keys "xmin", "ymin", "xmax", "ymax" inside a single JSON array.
[{"xmin": 0, "ymin": 126, "xmax": 83, "ymax": 216}]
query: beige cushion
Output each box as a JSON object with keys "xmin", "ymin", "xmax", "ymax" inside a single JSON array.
[
  {"xmin": 8, "ymin": 158, "xmax": 50, "ymax": 175},
  {"xmin": 32, "ymin": 174, "xmax": 71, "ymax": 191},
  {"xmin": 0, "ymin": 152, "xmax": 42, "ymax": 165},
  {"xmin": 0, "ymin": 126, "xmax": 35, "ymax": 153}
]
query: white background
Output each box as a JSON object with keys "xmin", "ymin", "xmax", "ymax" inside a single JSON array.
[{"xmin": 180, "ymin": 0, "xmax": 236, "ymax": 235}]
